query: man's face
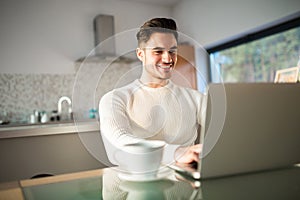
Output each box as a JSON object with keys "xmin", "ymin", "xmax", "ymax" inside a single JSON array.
[{"xmin": 137, "ymin": 32, "xmax": 178, "ymax": 82}]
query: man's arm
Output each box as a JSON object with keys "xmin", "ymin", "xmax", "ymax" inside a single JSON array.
[
  {"xmin": 99, "ymin": 91, "xmax": 143, "ymax": 165},
  {"xmin": 175, "ymin": 144, "xmax": 202, "ymax": 164}
]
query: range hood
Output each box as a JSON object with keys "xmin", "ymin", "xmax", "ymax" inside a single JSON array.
[
  {"xmin": 76, "ymin": 14, "xmax": 136, "ymax": 63},
  {"xmin": 93, "ymin": 14, "xmax": 116, "ymax": 57}
]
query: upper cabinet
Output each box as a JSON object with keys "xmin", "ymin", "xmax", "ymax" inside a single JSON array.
[{"xmin": 171, "ymin": 45, "xmax": 197, "ymax": 89}]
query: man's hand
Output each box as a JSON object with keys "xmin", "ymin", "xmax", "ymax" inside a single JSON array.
[{"xmin": 175, "ymin": 144, "xmax": 202, "ymax": 164}]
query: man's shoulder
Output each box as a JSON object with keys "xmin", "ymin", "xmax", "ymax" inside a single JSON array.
[
  {"xmin": 101, "ymin": 80, "xmax": 138, "ymax": 100},
  {"xmin": 112, "ymin": 80, "xmax": 140, "ymax": 97}
]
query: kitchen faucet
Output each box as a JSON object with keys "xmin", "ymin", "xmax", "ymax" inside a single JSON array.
[{"xmin": 57, "ymin": 96, "xmax": 72, "ymax": 120}]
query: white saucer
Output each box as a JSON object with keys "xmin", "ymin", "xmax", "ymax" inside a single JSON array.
[{"xmin": 118, "ymin": 167, "xmax": 173, "ymax": 182}]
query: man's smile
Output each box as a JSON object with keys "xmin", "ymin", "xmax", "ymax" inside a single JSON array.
[{"xmin": 157, "ymin": 63, "xmax": 174, "ymax": 70}]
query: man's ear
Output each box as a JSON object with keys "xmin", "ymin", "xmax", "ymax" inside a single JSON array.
[{"xmin": 136, "ymin": 48, "xmax": 144, "ymax": 62}]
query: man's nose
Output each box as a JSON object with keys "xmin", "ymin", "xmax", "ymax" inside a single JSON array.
[{"xmin": 162, "ymin": 51, "xmax": 173, "ymax": 63}]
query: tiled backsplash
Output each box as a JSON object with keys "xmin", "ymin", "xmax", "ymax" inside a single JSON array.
[
  {"xmin": 0, "ymin": 59, "xmax": 141, "ymax": 124},
  {"xmin": 0, "ymin": 73, "xmax": 74, "ymax": 123}
]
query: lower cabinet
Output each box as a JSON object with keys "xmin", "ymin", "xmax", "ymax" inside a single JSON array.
[{"xmin": 0, "ymin": 131, "xmax": 111, "ymax": 182}]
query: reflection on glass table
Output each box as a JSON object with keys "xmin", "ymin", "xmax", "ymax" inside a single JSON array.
[
  {"xmin": 23, "ymin": 176, "xmax": 102, "ymax": 200},
  {"xmin": 19, "ymin": 166, "xmax": 300, "ymax": 200}
]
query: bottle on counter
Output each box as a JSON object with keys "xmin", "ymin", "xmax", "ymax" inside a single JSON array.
[
  {"xmin": 89, "ymin": 108, "xmax": 98, "ymax": 119},
  {"xmin": 29, "ymin": 113, "xmax": 36, "ymax": 124},
  {"xmin": 34, "ymin": 110, "xmax": 41, "ymax": 123},
  {"xmin": 50, "ymin": 110, "xmax": 60, "ymax": 121},
  {"xmin": 0, "ymin": 111, "xmax": 10, "ymax": 125},
  {"xmin": 40, "ymin": 111, "xmax": 49, "ymax": 123}
]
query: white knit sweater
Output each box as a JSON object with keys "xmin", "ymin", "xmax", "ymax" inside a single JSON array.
[{"xmin": 99, "ymin": 79, "xmax": 206, "ymax": 165}]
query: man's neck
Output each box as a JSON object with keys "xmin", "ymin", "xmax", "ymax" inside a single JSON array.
[{"xmin": 139, "ymin": 77, "xmax": 169, "ymax": 88}]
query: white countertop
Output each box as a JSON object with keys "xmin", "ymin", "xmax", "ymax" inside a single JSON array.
[{"xmin": 0, "ymin": 120, "xmax": 99, "ymax": 139}]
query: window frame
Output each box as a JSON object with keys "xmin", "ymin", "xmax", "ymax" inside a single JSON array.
[{"xmin": 205, "ymin": 11, "xmax": 300, "ymax": 82}]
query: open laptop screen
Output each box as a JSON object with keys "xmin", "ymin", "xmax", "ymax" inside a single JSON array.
[{"xmin": 200, "ymin": 83, "xmax": 300, "ymax": 179}]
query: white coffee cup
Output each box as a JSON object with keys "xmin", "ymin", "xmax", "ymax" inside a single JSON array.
[{"xmin": 114, "ymin": 140, "xmax": 166, "ymax": 178}]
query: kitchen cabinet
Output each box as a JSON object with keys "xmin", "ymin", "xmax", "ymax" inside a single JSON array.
[
  {"xmin": 0, "ymin": 122, "xmax": 111, "ymax": 183},
  {"xmin": 171, "ymin": 45, "xmax": 197, "ymax": 89}
]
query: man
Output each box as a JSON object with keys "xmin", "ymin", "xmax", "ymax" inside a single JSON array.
[{"xmin": 99, "ymin": 18, "xmax": 206, "ymax": 166}]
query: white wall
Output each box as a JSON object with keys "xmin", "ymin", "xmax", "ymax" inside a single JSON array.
[
  {"xmin": 1, "ymin": 0, "xmax": 299, "ymax": 74},
  {"xmin": 172, "ymin": 0, "xmax": 300, "ymax": 47},
  {"xmin": 0, "ymin": 0, "xmax": 171, "ymax": 74}
]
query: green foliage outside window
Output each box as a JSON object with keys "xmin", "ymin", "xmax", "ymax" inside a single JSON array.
[{"xmin": 211, "ymin": 27, "xmax": 300, "ymax": 82}]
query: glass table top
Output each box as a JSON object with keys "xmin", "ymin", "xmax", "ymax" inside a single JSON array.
[{"xmin": 21, "ymin": 166, "xmax": 300, "ymax": 200}]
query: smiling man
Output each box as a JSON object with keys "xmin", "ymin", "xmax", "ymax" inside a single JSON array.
[
  {"xmin": 99, "ymin": 18, "xmax": 206, "ymax": 167},
  {"xmin": 137, "ymin": 32, "xmax": 177, "ymax": 86}
]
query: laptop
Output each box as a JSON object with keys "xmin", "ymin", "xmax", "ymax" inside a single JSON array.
[{"xmin": 170, "ymin": 83, "xmax": 300, "ymax": 180}]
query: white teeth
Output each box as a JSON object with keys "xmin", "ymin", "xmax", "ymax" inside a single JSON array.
[{"xmin": 158, "ymin": 65, "xmax": 172, "ymax": 69}]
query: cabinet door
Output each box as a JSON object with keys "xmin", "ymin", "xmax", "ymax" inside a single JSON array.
[{"xmin": 171, "ymin": 45, "xmax": 197, "ymax": 89}]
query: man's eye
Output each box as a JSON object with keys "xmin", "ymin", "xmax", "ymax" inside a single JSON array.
[
  {"xmin": 153, "ymin": 50, "xmax": 163, "ymax": 54},
  {"xmin": 169, "ymin": 50, "xmax": 177, "ymax": 54}
]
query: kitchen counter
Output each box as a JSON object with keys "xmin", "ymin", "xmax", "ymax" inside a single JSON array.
[
  {"xmin": 0, "ymin": 119, "xmax": 107, "ymax": 182},
  {"xmin": 0, "ymin": 120, "xmax": 99, "ymax": 139}
]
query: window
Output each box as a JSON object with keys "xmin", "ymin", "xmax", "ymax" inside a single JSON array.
[{"xmin": 207, "ymin": 12, "xmax": 300, "ymax": 83}]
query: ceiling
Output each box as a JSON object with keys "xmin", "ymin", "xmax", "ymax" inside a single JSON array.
[{"xmin": 125, "ymin": 0, "xmax": 182, "ymax": 7}]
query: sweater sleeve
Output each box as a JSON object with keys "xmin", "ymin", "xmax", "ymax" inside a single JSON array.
[
  {"xmin": 197, "ymin": 93, "xmax": 208, "ymax": 126},
  {"xmin": 161, "ymin": 144, "xmax": 180, "ymax": 165},
  {"xmin": 99, "ymin": 91, "xmax": 142, "ymax": 165}
]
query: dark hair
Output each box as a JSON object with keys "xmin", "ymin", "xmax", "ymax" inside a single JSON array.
[{"xmin": 136, "ymin": 18, "xmax": 178, "ymax": 46}]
